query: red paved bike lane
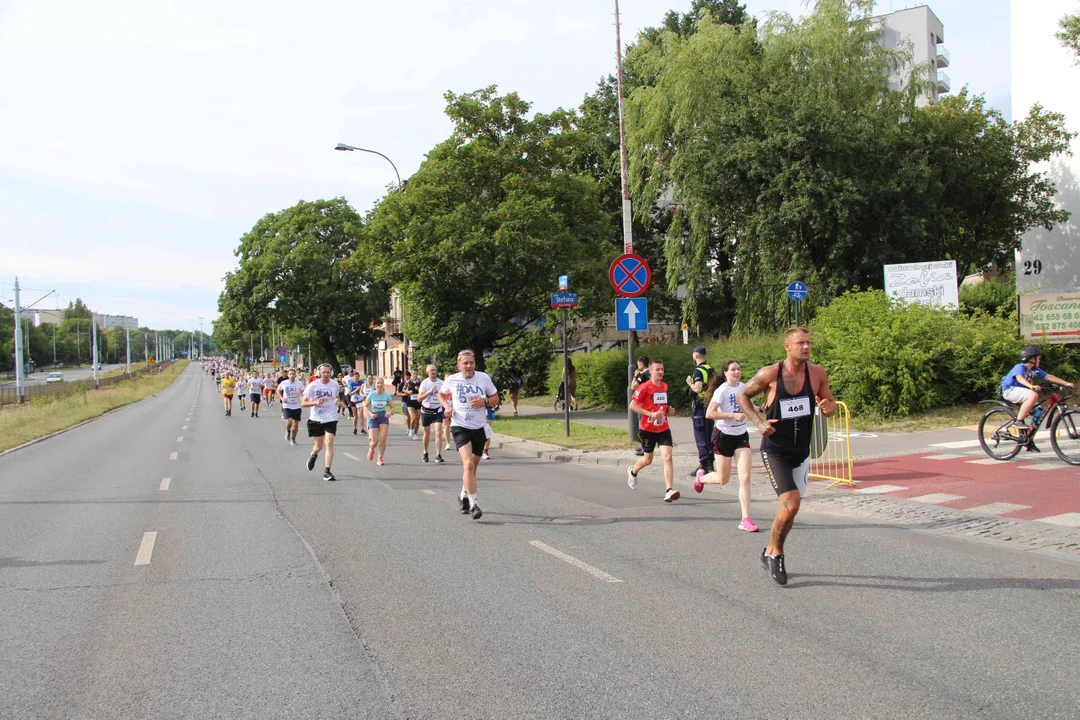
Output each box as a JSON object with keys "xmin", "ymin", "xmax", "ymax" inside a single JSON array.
[{"xmin": 832, "ymin": 450, "xmax": 1080, "ymax": 527}]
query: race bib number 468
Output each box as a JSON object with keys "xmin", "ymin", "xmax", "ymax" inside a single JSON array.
[{"xmin": 779, "ymin": 397, "xmax": 810, "ymax": 419}]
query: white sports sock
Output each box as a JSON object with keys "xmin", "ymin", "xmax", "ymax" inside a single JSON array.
[
  {"xmin": 460, "ymin": 488, "xmax": 467, "ymax": 499},
  {"xmin": 468, "ymin": 493, "xmax": 478, "ymax": 507}
]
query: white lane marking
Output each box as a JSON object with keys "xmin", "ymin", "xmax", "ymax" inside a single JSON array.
[
  {"xmin": 854, "ymin": 484, "xmax": 907, "ymax": 494},
  {"xmin": 922, "ymin": 454, "xmax": 967, "ymax": 460},
  {"xmin": 169, "ymin": 452, "xmax": 178, "ymax": 460},
  {"xmin": 909, "ymin": 493, "xmax": 964, "ymax": 505},
  {"xmin": 967, "ymin": 458, "xmax": 1004, "ymax": 465},
  {"xmin": 159, "ymin": 477, "xmax": 171, "ymax": 491},
  {"xmin": 1018, "ymin": 464, "xmax": 1070, "ymax": 472},
  {"xmin": 343, "ymin": 453, "xmax": 394, "ymax": 490},
  {"xmin": 177, "ymin": 436, "xmax": 183, "ymax": 442},
  {"xmin": 929, "ymin": 440, "xmax": 983, "ymax": 449},
  {"xmin": 964, "ymin": 502, "xmax": 1031, "ymax": 516},
  {"xmin": 423, "ymin": 489, "xmax": 437, "ymax": 495},
  {"xmin": 134, "ymin": 532, "xmax": 158, "ymax": 565},
  {"xmin": 182, "ymin": 425, "xmax": 187, "ymax": 430},
  {"xmin": 1035, "ymin": 512, "xmax": 1080, "ymax": 527},
  {"xmin": 529, "ymin": 541, "xmax": 623, "ymax": 583}
]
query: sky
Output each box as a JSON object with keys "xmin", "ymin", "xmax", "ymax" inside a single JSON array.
[{"xmin": 0, "ymin": 0, "xmax": 1013, "ymax": 331}]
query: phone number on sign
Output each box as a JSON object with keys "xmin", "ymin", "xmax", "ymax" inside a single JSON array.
[
  {"xmin": 1035, "ymin": 321, "xmax": 1080, "ymax": 331},
  {"xmin": 1035, "ymin": 312, "xmax": 1080, "ymax": 321}
]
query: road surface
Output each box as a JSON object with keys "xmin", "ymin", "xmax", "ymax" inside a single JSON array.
[
  {"xmin": 0, "ymin": 363, "xmax": 125, "ymax": 388},
  {"xmin": 1, "ymin": 363, "xmax": 1077, "ymax": 718}
]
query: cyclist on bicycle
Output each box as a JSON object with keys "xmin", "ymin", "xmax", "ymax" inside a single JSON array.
[{"xmin": 1001, "ymin": 346, "xmax": 1074, "ymax": 449}]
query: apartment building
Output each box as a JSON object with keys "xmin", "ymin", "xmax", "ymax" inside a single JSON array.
[{"xmin": 875, "ymin": 5, "xmax": 951, "ymax": 106}]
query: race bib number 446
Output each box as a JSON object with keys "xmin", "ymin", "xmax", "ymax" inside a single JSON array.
[{"xmin": 779, "ymin": 397, "xmax": 810, "ymax": 420}]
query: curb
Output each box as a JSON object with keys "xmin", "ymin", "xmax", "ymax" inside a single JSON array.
[{"xmin": 0, "ymin": 367, "xmax": 189, "ymax": 458}]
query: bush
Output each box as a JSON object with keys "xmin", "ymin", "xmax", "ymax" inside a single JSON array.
[
  {"xmin": 811, "ymin": 290, "xmax": 1019, "ymax": 417},
  {"xmin": 959, "ymin": 277, "xmax": 1016, "ymax": 318},
  {"xmin": 486, "ymin": 328, "xmax": 555, "ymax": 398}
]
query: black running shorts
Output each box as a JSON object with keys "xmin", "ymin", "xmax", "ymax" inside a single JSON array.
[
  {"xmin": 452, "ymin": 426, "xmax": 486, "ymax": 456},
  {"xmin": 712, "ymin": 429, "xmax": 751, "ymax": 458},
  {"xmin": 307, "ymin": 420, "xmax": 338, "ymax": 438},
  {"xmin": 761, "ymin": 447, "xmax": 810, "ymax": 497},
  {"xmin": 250, "ymin": 392, "xmax": 261, "ymax": 405},
  {"xmin": 283, "ymin": 408, "xmax": 301, "ymax": 421},
  {"xmin": 638, "ymin": 429, "xmax": 673, "ymax": 454},
  {"xmin": 421, "ymin": 408, "xmax": 445, "ymax": 427}
]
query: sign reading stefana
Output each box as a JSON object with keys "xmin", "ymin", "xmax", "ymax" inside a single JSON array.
[
  {"xmin": 1020, "ymin": 292, "xmax": 1080, "ymax": 345},
  {"xmin": 883, "ymin": 260, "xmax": 958, "ymax": 308}
]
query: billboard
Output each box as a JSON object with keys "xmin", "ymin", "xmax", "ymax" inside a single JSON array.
[
  {"xmin": 1020, "ymin": 291, "xmax": 1080, "ymax": 344},
  {"xmin": 883, "ymin": 260, "xmax": 959, "ymax": 308}
]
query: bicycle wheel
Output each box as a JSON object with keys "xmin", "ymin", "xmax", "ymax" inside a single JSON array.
[
  {"xmin": 1050, "ymin": 409, "xmax": 1080, "ymax": 466},
  {"xmin": 978, "ymin": 407, "xmax": 1023, "ymax": 460}
]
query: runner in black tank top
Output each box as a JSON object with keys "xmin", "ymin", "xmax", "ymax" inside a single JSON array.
[
  {"xmin": 761, "ymin": 360, "xmax": 816, "ymax": 467},
  {"xmin": 737, "ymin": 328, "xmax": 836, "ymax": 586}
]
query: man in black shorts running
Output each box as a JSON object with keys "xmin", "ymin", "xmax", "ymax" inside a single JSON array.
[
  {"xmin": 738, "ymin": 327, "xmax": 835, "ymax": 585},
  {"xmin": 439, "ymin": 350, "xmax": 499, "ymax": 519},
  {"xmin": 301, "ymin": 364, "xmax": 344, "ymax": 481}
]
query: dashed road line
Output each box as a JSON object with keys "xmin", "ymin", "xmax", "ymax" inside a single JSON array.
[
  {"xmin": 528, "ymin": 540, "xmax": 623, "ymax": 583},
  {"xmin": 169, "ymin": 452, "xmax": 178, "ymax": 460},
  {"xmin": 159, "ymin": 477, "xmax": 171, "ymax": 491},
  {"xmin": 182, "ymin": 425, "xmax": 187, "ymax": 430},
  {"xmin": 134, "ymin": 532, "xmax": 158, "ymax": 566},
  {"xmin": 855, "ymin": 484, "xmax": 907, "ymax": 494},
  {"xmin": 343, "ymin": 453, "xmax": 395, "ymax": 490},
  {"xmin": 177, "ymin": 436, "xmax": 183, "ymax": 442},
  {"xmin": 1035, "ymin": 513, "xmax": 1080, "ymax": 528},
  {"xmin": 1019, "ymin": 464, "xmax": 1071, "ymax": 472},
  {"xmin": 963, "ymin": 502, "xmax": 1031, "ymax": 516},
  {"xmin": 423, "ymin": 489, "xmax": 437, "ymax": 495},
  {"xmin": 922, "ymin": 454, "xmax": 968, "ymax": 460},
  {"xmin": 966, "ymin": 458, "xmax": 1003, "ymax": 465},
  {"xmin": 909, "ymin": 493, "xmax": 964, "ymax": 505}
]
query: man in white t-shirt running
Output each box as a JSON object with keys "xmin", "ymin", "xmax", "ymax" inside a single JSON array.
[
  {"xmin": 279, "ymin": 368, "xmax": 306, "ymax": 445},
  {"xmin": 236, "ymin": 375, "xmax": 248, "ymax": 413},
  {"xmin": 418, "ymin": 364, "xmax": 445, "ymax": 464},
  {"xmin": 301, "ymin": 364, "xmax": 344, "ymax": 481},
  {"xmin": 439, "ymin": 350, "xmax": 499, "ymax": 520}
]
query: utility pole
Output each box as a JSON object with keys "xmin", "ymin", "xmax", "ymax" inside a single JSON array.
[
  {"xmin": 199, "ymin": 317, "xmax": 204, "ymax": 358},
  {"xmin": 615, "ymin": 0, "xmax": 637, "ymax": 443},
  {"xmin": 13, "ymin": 278, "xmax": 25, "ymax": 403},
  {"xmin": 92, "ymin": 319, "xmax": 99, "ymax": 387},
  {"xmin": 126, "ymin": 327, "xmax": 131, "ymax": 374}
]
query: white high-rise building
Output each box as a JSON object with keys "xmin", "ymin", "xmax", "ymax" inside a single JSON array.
[{"xmin": 875, "ymin": 5, "xmax": 950, "ymax": 107}]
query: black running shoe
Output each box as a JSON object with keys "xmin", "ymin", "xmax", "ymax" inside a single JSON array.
[
  {"xmin": 423, "ymin": 452, "xmax": 429, "ymax": 463},
  {"xmin": 765, "ymin": 553, "xmax": 787, "ymax": 586},
  {"xmin": 1026, "ymin": 441, "xmax": 1042, "ymax": 453},
  {"xmin": 307, "ymin": 453, "xmax": 317, "ymax": 471},
  {"xmin": 760, "ymin": 549, "xmax": 769, "ymax": 572},
  {"xmin": 459, "ymin": 494, "xmax": 470, "ymax": 514},
  {"xmin": 360, "ymin": 429, "xmax": 367, "ymax": 435},
  {"xmin": 470, "ymin": 502, "xmax": 483, "ymax": 520},
  {"xmin": 353, "ymin": 428, "xmax": 358, "ymax": 435},
  {"xmin": 435, "ymin": 455, "xmax": 444, "ymax": 463},
  {"xmin": 324, "ymin": 470, "xmax": 336, "ymax": 482}
]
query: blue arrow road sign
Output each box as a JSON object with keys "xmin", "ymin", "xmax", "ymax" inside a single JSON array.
[
  {"xmin": 616, "ymin": 298, "xmax": 648, "ymax": 331},
  {"xmin": 787, "ymin": 281, "xmax": 808, "ymax": 302}
]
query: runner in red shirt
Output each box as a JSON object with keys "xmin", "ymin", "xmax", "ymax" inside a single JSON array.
[{"xmin": 627, "ymin": 358, "xmax": 679, "ymax": 502}]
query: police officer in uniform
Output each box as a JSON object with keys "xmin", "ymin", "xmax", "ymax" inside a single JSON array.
[{"xmin": 685, "ymin": 345, "xmax": 714, "ymax": 477}]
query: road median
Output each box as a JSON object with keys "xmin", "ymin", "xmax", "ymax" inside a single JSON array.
[{"xmin": 0, "ymin": 361, "xmax": 189, "ymax": 454}]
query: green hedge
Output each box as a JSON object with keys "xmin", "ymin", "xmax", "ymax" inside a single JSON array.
[{"xmin": 552, "ymin": 290, "xmax": 1080, "ymax": 418}]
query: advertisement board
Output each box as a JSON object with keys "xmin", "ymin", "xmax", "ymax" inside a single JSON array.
[
  {"xmin": 1020, "ymin": 292, "xmax": 1080, "ymax": 345},
  {"xmin": 883, "ymin": 260, "xmax": 958, "ymax": 308}
]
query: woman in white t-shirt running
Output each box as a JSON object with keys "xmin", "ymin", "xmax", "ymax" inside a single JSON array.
[{"xmin": 695, "ymin": 359, "xmax": 758, "ymax": 533}]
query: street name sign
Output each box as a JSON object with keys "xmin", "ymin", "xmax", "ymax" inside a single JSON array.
[{"xmin": 551, "ymin": 292, "xmax": 579, "ymax": 308}]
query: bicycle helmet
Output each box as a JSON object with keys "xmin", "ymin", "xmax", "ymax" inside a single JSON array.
[{"xmin": 1020, "ymin": 345, "xmax": 1043, "ymax": 362}]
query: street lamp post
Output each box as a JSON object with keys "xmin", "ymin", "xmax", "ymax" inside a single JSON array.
[{"xmin": 336, "ymin": 142, "xmax": 406, "ymax": 373}]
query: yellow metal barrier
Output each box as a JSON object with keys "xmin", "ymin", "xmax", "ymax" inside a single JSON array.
[{"xmin": 809, "ymin": 401, "xmax": 855, "ymax": 489}]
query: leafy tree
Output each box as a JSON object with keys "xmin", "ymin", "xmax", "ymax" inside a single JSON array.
[
  {"xmin": 626, "ymin": 0, "xmax": 1073, "ymax": 332},
  {"xmin": 1060, "ymin": 12, "xmax": 1080, "ymax": 61},
  {"xmin": 218, "ymin": 198, "xmax": 391, "ymax": 374},
  {"xmin": 363, "ymin": 87, "xmax": 612, "ymax": 366},
  {"xmin": 63, "ymin": 298, "xmax": 93, "ymax": 320}
]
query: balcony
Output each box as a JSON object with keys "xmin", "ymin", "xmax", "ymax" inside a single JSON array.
[
  {"xmin": 936, "ymin": 44, "xmax": 950, "ymax": 68},
  {"xmin": 936, "ymin": 71, "xmax": 951, "ymax": 95}
]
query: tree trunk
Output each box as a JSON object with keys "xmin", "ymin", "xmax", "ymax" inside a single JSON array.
[{"xmin": 318, "ymin": 335, "xmax": 341, "ymax": 375}]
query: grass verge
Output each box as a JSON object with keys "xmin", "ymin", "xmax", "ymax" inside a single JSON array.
[
  {"xmin": 0, "ymin": 361, "xmax": 189, "ymax": 453},
  {"xmin": 491, "ymin": 416, "xmax": 634, "ymax": 452},
  {"xmin": 849, "ymin": 404, "xmax": 987, "ymax": 433}
]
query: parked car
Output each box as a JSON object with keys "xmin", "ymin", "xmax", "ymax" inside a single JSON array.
[{"xmin": 46, "ymin": 372, "xmax": 64, "ymax": 384}]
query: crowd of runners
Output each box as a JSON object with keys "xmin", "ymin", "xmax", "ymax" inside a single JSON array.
[{"xmin": 200, "ymin": 327, "xmax": 839, "ymax": 586}]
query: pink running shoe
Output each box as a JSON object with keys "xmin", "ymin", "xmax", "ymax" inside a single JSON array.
[
  {"xmin": 367, "ymin": 449, "xmax": 375, "ymax": 461},
  {"xmin": 738, "ymin": 518, "xmax": 759, "ymax": 533},
  {"xmin": 693, "ymin": 469, "xmax": 705, "ymax": 494},
  {"xmin": 377, "ymin": 457, "xmax": 385, "ymax": 466}
]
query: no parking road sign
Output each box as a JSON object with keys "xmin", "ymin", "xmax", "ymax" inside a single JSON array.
[{"xmin": 609, "ymin": 254, "xmax": 651, "ymax": 298}]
